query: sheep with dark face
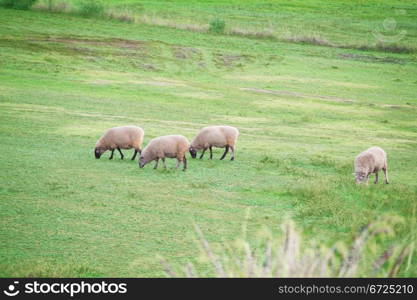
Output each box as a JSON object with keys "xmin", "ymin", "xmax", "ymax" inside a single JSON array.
[
  {"xmin": 139, "ymin": 135, "xmax": 190, "ymax": 171},
  {"xmin": 354, "ymin": 146, "xmax": 389, "ymax": 184},
  {"xmin": 94, "ymin": 126, "xmax": 144, "ymax": 160},
  {"xmin": 189, "ymin": 125, "xmax": 239, "ymax": 160}
]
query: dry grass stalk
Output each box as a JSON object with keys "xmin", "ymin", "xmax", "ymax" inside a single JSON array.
[{"xmin": 163, "ymin": 217, "xmax": 412, "ymax": 277}]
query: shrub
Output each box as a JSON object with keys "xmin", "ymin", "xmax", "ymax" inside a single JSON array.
[
  {"xmin": 77, "ymin": 0, "xmax": 104, "ymax": 17},
  {"xmin": 209, "ymin": 18, "xmax": 225, "ymax": 34},
  {"xmin": 0, "ymin": 0, "xmax": 37, "ymax": 10},
  {"xmin": 282, "ymin": 34, "xmax": 334, "ymax": 47},
  {"xmin": 229, "ymin": 28, "xmax": 275, "ymax": 40},
  {"xmin": 105, "ymin": 8, "xmax": 135, "ymax": 23},
  {"xmin": 32, "ymin": 0, "xmax": 71, "ymax": 13}
]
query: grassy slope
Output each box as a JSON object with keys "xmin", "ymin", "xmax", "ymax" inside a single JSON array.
[
  {"xmin": 51, "ymin": 0, "xmax": 417, "ymax": 48},
  {"xmin": 0, "ymin": 1, "xmax": 416, "ymax": 277}
]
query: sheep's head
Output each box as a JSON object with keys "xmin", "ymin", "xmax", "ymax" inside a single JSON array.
[
  {"xmin": 355, "ymin": 172, "xmax": 367, "ymax": 184},
  {"xmin": 189, "ymin": 146, "xmax": 197, "ymax": 159},
  {"xmin": 139, "ymin": 155, "xmax": 146, "ymax": 168},
  {"xmin": 94, "ymin": 147, "xmax": 105, "ymax": 159}
]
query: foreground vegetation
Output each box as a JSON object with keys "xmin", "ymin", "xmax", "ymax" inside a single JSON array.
[
  {"xmin": 0, "ymin": 0, "xmax": 416, "ymax": 277},
  {"xmin": 166, "ymin": 215, "xmax": 412, "ymax": 277}
]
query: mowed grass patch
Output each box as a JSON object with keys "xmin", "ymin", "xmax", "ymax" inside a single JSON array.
[{"xmin": 0, "ymin": 6, "xmax": 416, "ymax": 276}]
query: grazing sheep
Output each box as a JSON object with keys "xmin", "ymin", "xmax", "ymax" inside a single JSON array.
[
  {"xmin": 94, "ymin": 126, "xmax": 144, "ymax": 160},
  {"xmin": 139, "ymin": 135, "xmax": 190, "ymax": 171},
  {"xmin": 354, "ymin": 146, "xmax": 389, "ymax": 184},
  {"xmin": 189, "ymin": 125, "xmax": 239, "ymax": 160}
]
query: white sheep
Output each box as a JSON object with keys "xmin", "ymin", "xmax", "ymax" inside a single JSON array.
[
  {"xmin": 94, "ymin": 126, "xmax": 144, "ymax": 160},
  {"xmin": 189, "ymin": 125, "xmax": 239, "ymax": 160},
  {"xmin": 139, "ymin": 135, "xmax": 190, "ymax": 171},
  {"xmin": 354, "ymin": 146, "xmax": 389, "ymax": 184}
]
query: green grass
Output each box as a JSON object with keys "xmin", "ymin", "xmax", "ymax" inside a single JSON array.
[
  {"xmin": 32, "ymin": 0, "xmax": 417, "ymax": 52},
  {"xmin": 0, "ymin": 0, "xmax": 416, "ymax": 277}
]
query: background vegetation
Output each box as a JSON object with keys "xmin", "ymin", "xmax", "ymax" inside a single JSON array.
[{"xmin": 0, "ymin": 0, "xmax": 416, "ymax": 277}]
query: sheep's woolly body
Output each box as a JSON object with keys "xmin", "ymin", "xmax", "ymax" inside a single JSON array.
[
  {"xmin": 95, "ymin": 126, "xmax": 144, "ymax": 160},
  {"xmin": 190, "ymin": 125, "xmax": 239, "ymax": 160},
  {"xmin": 96, "ymin": 126, "xmax": 144, "ymax": 150},
  {"xmin": 140, "ymin": 135, "xmax": 190, "ymax": 170},
  {"xmin": 191, "ymin": 126, "xmax": 239, "ymax": 149},
  {"xmin": 354, "ymin": 146, "xmax": 389, "ymax": 184}
]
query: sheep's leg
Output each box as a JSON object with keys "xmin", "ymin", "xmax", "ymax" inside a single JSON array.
[
  {"xmin": 117, "ymin": 147, "xmax": 124, "ymax": 159},
  {"xmin": 154, "ymin": 158, "xmax": 159, "ymax": 169},
  {"xmin": 383, "ymin": 167, "xmax": 389, "ymax": 184},
  {"xmin": 162, "ymin": 158, "xmax": 167, "ymax": 169},
  {"xmin": 230, "ymin": 146, "xmax": 235, "ymax": 161},
  {"xmin": 374, "ymin": 172, "xmax": 379, "ymax": 184},
  {"xmin": 175, "ymin": 159, "xmax": 180, "ymax": 169},
  {"xmin": 209, "ymin": 147, "xmax": 213, "ymax": 160},
  {"xmin": 131, "ymin": 149, "xmax": 138, "ymax": 160},
  {"xmin": 183, "ymin": 156, "xmax": 187, "ymax": 171},
  {"xmin": 199, "ymin": 148, "xmax": 206, "ymax": 159},
  {"xmin": 220, "ymin": 146, "xmax": 229, "ymax": 160},
  {"xmin": 109, "ymin": 149, "xmax": 114, "ymax": 160}
]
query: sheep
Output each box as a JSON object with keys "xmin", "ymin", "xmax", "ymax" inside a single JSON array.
[
  {"xmin": 354, "ymin": 146, "xmax": 389, "ymax": 184},
  {"xmin": 189, "ymin": 125, "xmax": 239, "ymax": 161},
  {"xmin": 94, "ymin": 126, "xmax": 144, "ymax": 160},
  {"xmin": 139, "ymin": 135, "xmax": 190, "ymax": 171}
]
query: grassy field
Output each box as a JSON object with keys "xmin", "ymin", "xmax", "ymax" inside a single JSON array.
[{"xmin": 0, "ymin": 0, "xmax": 416, "ymax": 277}]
